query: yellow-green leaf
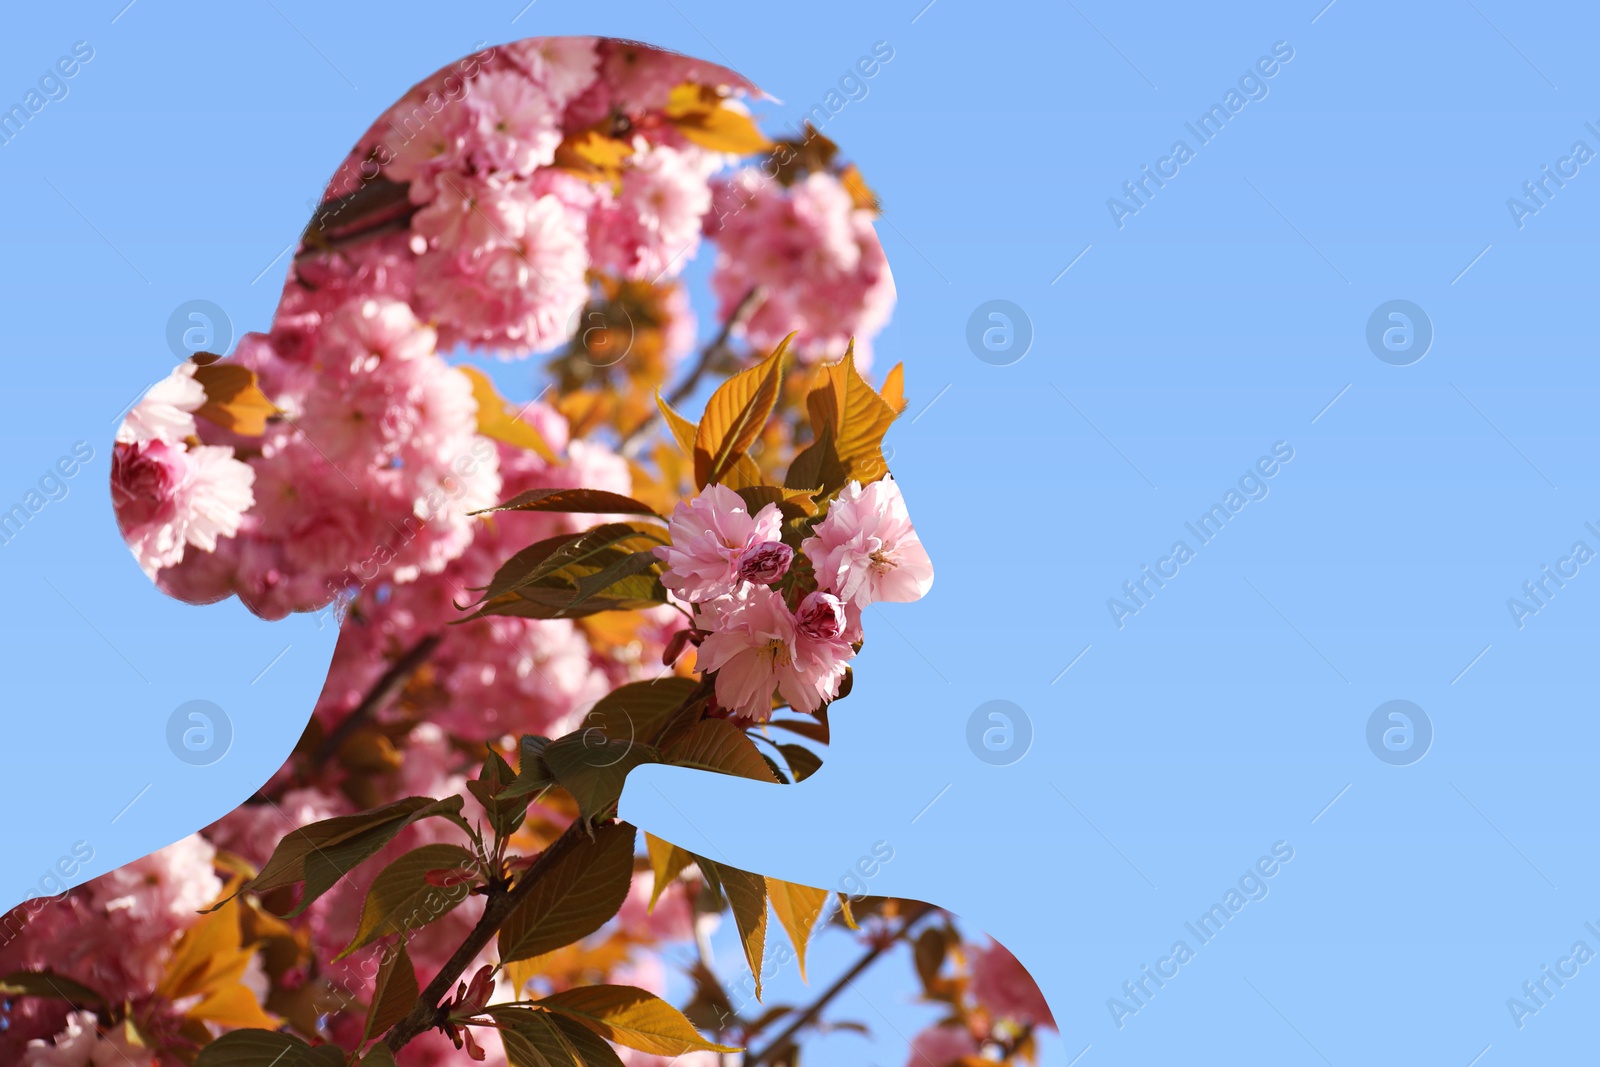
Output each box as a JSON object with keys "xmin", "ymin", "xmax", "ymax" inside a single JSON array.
[
  {"xmin": 244, "ymin": 796, "xmax": 465, "ymax": 918},
  {"xmin": 765, "ymin": 879, "xmax": 829, "ymax": 981},
  {"xmin": 645, "ymin": 833, "xmax": 693, "ymax": 911},
  {"xmin": 879, "ymin": 361, "xmax": 906, "ymax": 413},
  {"xmin": 489, "ymin": 1005, "xmax": 627, "ymax": 1066},
  {"xmin": 659, "ymin": 393, "xmax": 762, "ymax": 490},
  {"xmin": 699, "ymin": 860, "xmax": 769, "ymax": 1000},
  {"xmin": 665, "ymin": 83, "xmax": 772, "ymax": 155},
  {"xmin": 693, "ymin": 337, "xmax": 789, "ymax": 487},
  {"xmin": 805, "ymin": 343, "xmax": 896, "ymax": 488},
  {"xmin": 461, "ymin": 365, "xmax": 559, "ymax": 462},
  {"xmin": 539, "ymin": 983, "xmax": 740, "ymax": 1056},
  {"xmin": 337, "ymin": 843, "xmax": 477, "ymax": 959}
]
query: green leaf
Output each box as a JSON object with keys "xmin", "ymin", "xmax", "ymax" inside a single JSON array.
[
  {"xmin": 488, "ymin": 1006, "xmax": 626, "ymax": 1067},
  {"xmin": 0, "ymin": 971, "xmax": 105, "ymax": 1006},
  {"xmin": 246, "ymin": 796, "xmax": 465, "ymax": 918},
  {"xmin": 337, "ymin": 844, "xmax": 478, "ymax": 960},
  {"xmin": 542, "ymin": 732, "xmax": 661, "ymax": 822},
  {"xmin": 583, "ymin": 678, "xmax": 701, "ymax": 747},
  {"xmin": 501, "ymin": 735, "xmax": 556, "ymax": 800},
  {"xmin": 694, "ymin": 337, "xmax": 789, "ymax": 487},
  {"xmin": 777, "ymin": 743, "xmax": 823, "ymax": 782},
  {"xmin": 664, "ymin": 720, "xmax": 779, "ymax": 783},
  {"xmin": 498, "ymin": 823, "xmax": 637, "ymax": 964},
  {"xmin": 565, "ymin": 550, "xmax": 664, "ymax": 610},
  {"xmin": 784, "ymin": 424, "xmax": 848, "ymax": 496},
  {"xmin": 539, "ymin": 984, "xmax": 740, "ymax": 1055},
  {"xmin": 466, "ymin": 749, "xmax": 533, "ymax": 841},
  {"xmin": 698, "ymin": 859, "xmax": 769, "ymax": 1000},
  {"xmin": 194, "ymin": 1030, "xmax": 345, "ymax": 1067},
  {"xmin": 475, "ymin": 487, "xmax": 662, "ymax": 520},
  {"xmin": 469, "ymin": 524, "xmax": 670, "ymax": 621},
  {"xmin": 362, "ymin": 938, "xmax": 419, "ymax": 1045},
  {"xmin": 361, "ymin": 1045, "xmax": 399, "ymax": 1067}
]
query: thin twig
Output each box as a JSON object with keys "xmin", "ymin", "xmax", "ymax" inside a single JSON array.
[
  {"xmin": 311, "ymin": 632, "xmax": 443, "ymax": 768},
  {"xmin": 620, "ymin": 285, "xmax": 765, "ymax": 457},
  {"xmin": 384, "ymin": 819, "xmax": 589, "ymax": 1052}
]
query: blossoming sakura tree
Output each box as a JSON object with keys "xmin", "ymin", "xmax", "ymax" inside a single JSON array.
[{"xmin": 2, "ymin": 37, "xmax": 1052, "ymax": 1067}]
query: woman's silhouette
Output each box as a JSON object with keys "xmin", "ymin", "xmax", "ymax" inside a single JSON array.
[{"xmin": 1, "ymin": 38, "xmax": 1053, "ymax": 1067}]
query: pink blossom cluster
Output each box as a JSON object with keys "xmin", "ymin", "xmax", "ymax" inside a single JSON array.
[
  {"xmin": 655, "ymin": 476, "xmax": 932, "ymax": 721},
  {"xmin": 904, "ymin": 940, "xmax": 1056, "ymax": 1067},
  {"xmin": 708, "ymin": 167, "xmax": 896, "ymax": 368},
  {"xmin": 327, "ymin": 37, "xmax": 754, "ymax": 359},
  {"xmin": 2, "ymin": 835, "xmax": 227, "ymax": 1063},
  {"xmin": 152, "ymin": 299, "xmax": 500, "ymax": 620},
  {"xmin": 111, "ymin": 364, "xmax": 256, "ymax": 578}
]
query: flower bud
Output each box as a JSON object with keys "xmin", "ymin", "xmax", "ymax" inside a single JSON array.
[
  {"xmin": 796, "ymin": 591, "xmax": 846, "ymax": 640},
  {"xmin": 736, "ymin": 540, "xmax": 794, "ymax": 584}
]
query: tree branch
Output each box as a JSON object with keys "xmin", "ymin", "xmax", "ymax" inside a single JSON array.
[
  {"xmin": 312, "ymin": 632, "xmax": 443, "ymax": 769},
  {"xmin": 743, "ymin": 902, "xmax": 933, "ymax": 1066},
  {"xmin": 620, "ymin": 285, "xmax": 765, "ymax": 457},
  {"xmin": 384, "ymin": 819, "xmax": 590, "ymax": 1052}
]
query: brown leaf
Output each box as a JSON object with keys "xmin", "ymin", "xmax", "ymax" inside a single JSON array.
[
  {"xmin": 461, "ymin": 366, "xmax": 559, "ymax": 462},
  {"xmin": 693, "ymin": 337, "xmax": 790, "ymax": 488},
  {"xmin": 766, "ymin": 879, "xmax": 829, "ymax": 981},
  {"xmin": 362, "ymin": 939, "xmax": 418, "ymax": 1045},
  {"xmin": 498, "ymin": 823, "xmax": 636, "ymax": 963},
  {"xmin": 191, "ymin": 362, "xmax": 278, "ymax": 436}
]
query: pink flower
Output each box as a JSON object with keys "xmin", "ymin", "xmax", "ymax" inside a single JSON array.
[
  {"xmin": 970, "ymin": 939, "xmax": 1055, "ymax": 1030},
  {"xmin": 905, "ymin": 1023, "xmax": 979, "ymax": 1067},
  {"xmin": 653, "ymin": 483, "xmax": 782, "ymax": 603},
  {"xmin": 795, "ymin": 590, "xmax": 845, "ymax": 640},
  {"xmin": 113, "ymin": 439, "xmax": 256, "ymax": 578},
  {"xmin": 707, "ymin": 169, "xmax": 895, "ymax": 366},
  {"xmin": 19, "ymin": 1011, "xmax": 151, "ymax": 1067},
  {"xmin": 589, "ymin": 142, "xmax": 716, "ymax": 280},
  {"xmin": 801, "ymin": 478, "xmax": 932, "ymax": 608},
  {"xmin": 463, "ymin": 69, "xmax": 563, "ymax": 176},
  {"xmin": 415, "ymin": 191, "xmax": 589, "ymax": 357},
  {"xmin": 503, "ymin": 36, "xmax": 601, "ymax": 108},
  {"xmin": 695, "ymin": 585, "xmax": 851, "ymax": 720},
  {"xmin": 736, "ymin": 540, "xmax": 792, "ymax": 584},
  {"xmin": 115, "ymin": 363, "xmax": 204, "ymax": 446}
]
